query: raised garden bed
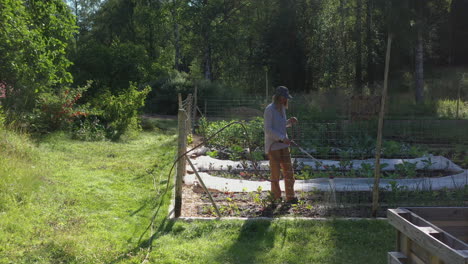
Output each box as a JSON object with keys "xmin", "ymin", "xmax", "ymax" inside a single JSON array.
[
  {"xmin": 180, "ymin": 154, "xmax": 467, "ymax": 218},
  {"xmin": 185, "ymin": 155, "xmax": 466, "ymax": 191},
  {"xmin": 387, "ymin": 207, "xmax": 468, "ymax": 264}
]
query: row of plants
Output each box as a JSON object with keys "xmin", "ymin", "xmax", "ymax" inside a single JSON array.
[
  {"xmin": 205, "ymin": 155, "xmax": 452, "ymax": 181},
  {"xmin": 198, "ymin": 185, "xmax": 468, "ymax": 218},
  {"xmin": 295, "ymin": 157, "xmax": 450, "ymax": 180}
]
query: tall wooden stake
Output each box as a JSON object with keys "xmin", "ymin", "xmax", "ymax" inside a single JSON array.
[
  {"xmin": 178, "ymin": 93, "xmax": 182, "ymax": 109},
  {"xmin": 186, "ymin": 156, "xmax": 221, "ymax": 218},
  {"xmin": 372, "ymin": 33, "xmax": 392, "ymax": 217},
  {"xmin": 265, "ymin": 66, "xmax": 269, "ymax": 102},
  {"xmin": 456, "ymin": 73, "xmax": 463, "ymax": 119},
  {"xmin": 175, "ymin": 108, "xmax": 187, "ymax": 218},
  {"xmin": 192, "ymin": 86, "xmax": 198, "ymax": 132},
  {"xmin": 186, "ymin": 93, "xmax": 192, "ymax": 136}
]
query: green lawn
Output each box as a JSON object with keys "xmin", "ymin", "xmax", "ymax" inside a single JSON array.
[{"xmin": 0, "ymin": 120, "xmax": 395, "ymax": 263}]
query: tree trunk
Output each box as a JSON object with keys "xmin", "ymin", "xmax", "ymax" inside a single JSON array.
[
  {"xmin": 366, "ymin": 0, "xmax": 374, "ymax": 93},
  {"xmin": 172, "ymin": 0, "xmax": 181, "ymax": 70},
  {"xmin": 448, "ymin": 0, "xmax": 456, "ymax": 65},
  {"xmin": 355, "ymin": 0, "xmax": 363, "ymax": 94},
  {"xmin": 340, "ymin": 0, "xmax": 350, "ymax": 89},
  {"xmin": 148, "ymin": 22, "xmax": 155, "ymax": 59},
  {"xmin": 204, "ymin": 42, "xmax": 213, "ymax": 80},
  {"xmin": 414, "ymin": 0, "xmax": 424, "ymax": 104}
]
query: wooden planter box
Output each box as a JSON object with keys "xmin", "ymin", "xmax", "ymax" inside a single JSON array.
[{"xmin": 387, "ymin": 207, "xmax": 468, "ymax": 264}]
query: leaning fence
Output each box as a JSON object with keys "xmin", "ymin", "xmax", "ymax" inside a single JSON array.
[{"xmin": 173, "ymin": 92, "xmax": 468, "ymax": 218}]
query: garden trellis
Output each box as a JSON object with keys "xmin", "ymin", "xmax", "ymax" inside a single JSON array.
[{"xmin": 173, "ymin": 86, "xmax": 467, "ymax": 218}]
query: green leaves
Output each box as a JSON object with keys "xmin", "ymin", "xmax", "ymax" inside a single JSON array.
[
  {"xmin": 0, "ymin": 0, "xmax": 76, "ymax": 111},
  {"xmin": 96, "ymin": 82, "xmax": 151, "ymax": 141}
]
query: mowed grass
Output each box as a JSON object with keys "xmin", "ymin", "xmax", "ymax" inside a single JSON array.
[
  {"xmin": 1, "ymin": 125, "xmax": 177, "ymax": 263},
  {"xmin": 1, "ymin": 118, "xmax": 395, "ymax": 263},
  {"xmin": 150, "ymin": 219, "xmax": 394, "ymax": 264}
]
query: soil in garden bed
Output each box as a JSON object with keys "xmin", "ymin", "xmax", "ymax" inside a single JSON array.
[{"xmin": 180, "ymin": 185, "xmax": 467, "ymax": 218}]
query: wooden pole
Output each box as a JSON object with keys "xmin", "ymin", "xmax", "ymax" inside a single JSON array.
[
  {"xmin": 178, "ymin": 93, "xmax": 182, "ymax": 109},
  {"xmin": 372, "ymin": 33, "xmax": 392, "ymax": 217},
  {"xmin": 186, "ymin": 93, "xmax": 192, "ymax": 136},
  {"xmin": 186, "ymin": 156, "xmax": 221, "ymax": 218},
  {"xmin": 192, "ymin": 86, "xmax": 198, "ymax": 132},
  {"xmin": 265, "ymin": 67, "xmax": 269, "ymax": 103},
  {"xmin": 204, "ymin": 99, "xmax": 207, "ymax": 117},
  {"xmin": 456, "ymin": 73, "xmax": 463, "ymax": 119},
  {"xmin": 175, "ymin": 108, "xmax": 187, "ymax": 218}
]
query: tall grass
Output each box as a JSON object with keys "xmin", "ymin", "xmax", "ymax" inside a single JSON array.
[
  {"xmin": 0, "ymin": 107, "xmax": 44, "ymax": 212},
  {"xmin": 0, "ymin": 119, "xmax": 177, "ymax": 263}
]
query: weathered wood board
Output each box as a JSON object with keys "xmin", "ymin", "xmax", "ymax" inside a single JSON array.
[{"xmin": 387, "ymin": 207, "xmax": 468, "ymax": 264}]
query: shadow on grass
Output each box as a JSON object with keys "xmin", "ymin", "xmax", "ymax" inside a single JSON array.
[
  {"xmin": 110, "ymin": 196, "xmax": 175, "ymax": 264},
  {"xmin": 213, "ymin": 219, "xmax": 280, "ymax": 263}
]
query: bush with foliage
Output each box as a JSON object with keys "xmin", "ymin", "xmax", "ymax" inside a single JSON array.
[
  {"xmin": 29, "ymin": 85, "xmax": 90, "ymax": 133},
  {"xmin": 95, "ymin": 83, "xmax": 151, "ymax": 141},
  {"xmin": 198, "ymin": 117, "xmax": 264, "ymax": 151}
]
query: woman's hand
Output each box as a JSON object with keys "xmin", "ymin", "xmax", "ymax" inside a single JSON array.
[{"xmin": 288, "ymin": 117, "xmax": 298, "ymax": 125}]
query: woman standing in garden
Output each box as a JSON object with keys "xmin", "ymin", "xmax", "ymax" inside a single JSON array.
[{"xmin": 264, "ymin": 86, "xmax": 298, "ymax": 204}]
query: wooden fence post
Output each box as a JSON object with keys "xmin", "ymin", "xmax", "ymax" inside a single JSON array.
[
  {"xmin": 175, "ymin": 108, "xmax": 187, "ymax": 218},
  {"xmin": 186, "ymin": 93, "xmax": 192, "ymax": 136},
  {"xmin": 192, "ymin": 86, "xmax": 198, "ymax": 133},
  {"xmin": 204, "ymin": 99, "xmax": 207, "ymax": 117},
  {"xmin": 178, "ymin": 93, "xmax": 182, "ymax": 109},
  {"xmin": 456, "ymin": 73, "xmax": 464, "ymax": 119}
]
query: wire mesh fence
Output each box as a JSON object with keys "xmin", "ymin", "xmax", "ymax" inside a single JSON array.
[{"xmin": 176, "ymin": 92, "xmax": 468, "ymax": 218}]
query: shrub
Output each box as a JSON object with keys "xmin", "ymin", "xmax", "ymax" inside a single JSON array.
[
  {"xmin": 26, "ymin": 84, "xmax": 91, "ymax": 133},
  {"xmin": 96, "ymin": 83, "xmax": 151, "ymax": 141}
]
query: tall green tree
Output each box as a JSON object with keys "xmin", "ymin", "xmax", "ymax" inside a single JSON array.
[
  {"xmin": 0, "ymin": 0, "xmax": 76, "ymax": 111},
  {"xmin": 355, "ymin": 0, "xmax": 363, "ymax": 93},
  {"xmin": 414, "ymin": 0, "xmax": 425, "ymax": 103}
]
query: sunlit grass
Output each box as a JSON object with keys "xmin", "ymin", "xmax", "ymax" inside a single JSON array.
[
  {"xmin": 1, "ymin": 129, "xmax": 177, "ymax": 263},
  {"xmin": 1, "ymin": 119, "xmax": 395, "ymax": 263},
  {"xmin": 149, "ymin": 219, "xmax": 394, "ymax": 264},
  {"xmin": 436, "ymin": 99, "xmax": 468, "ymax": 119}
]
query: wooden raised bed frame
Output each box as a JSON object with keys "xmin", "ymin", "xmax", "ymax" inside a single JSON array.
[{"xmin": 387, "ymin": 207, "xmax": 468, "ymax": 264}]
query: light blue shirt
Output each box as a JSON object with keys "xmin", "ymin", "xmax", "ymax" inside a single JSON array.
[{"xmin": 264, "ymin": 103, "xmax": 290, "ymax": 154}]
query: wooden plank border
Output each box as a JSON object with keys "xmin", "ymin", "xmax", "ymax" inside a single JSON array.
[{"xmin": 388, "ymin": 208, "xmax": 468, "ymax": 264}]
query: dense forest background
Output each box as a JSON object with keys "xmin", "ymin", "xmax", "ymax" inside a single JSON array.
[{"xmin": 1, "ymin": 0, "xmax": 467, "ymax": 120}]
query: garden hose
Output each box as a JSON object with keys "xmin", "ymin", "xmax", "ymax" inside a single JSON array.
[
  {"xmin": 289, "ymin": 123, "xmax": 324, "ymax": 167},
  {"xmin": 290, "ymin": 140, "xmax": 323, "ymax": 166},
  {"xmin": 141, "ymin": 120, "xmax": 263, "ymax": 263}
]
